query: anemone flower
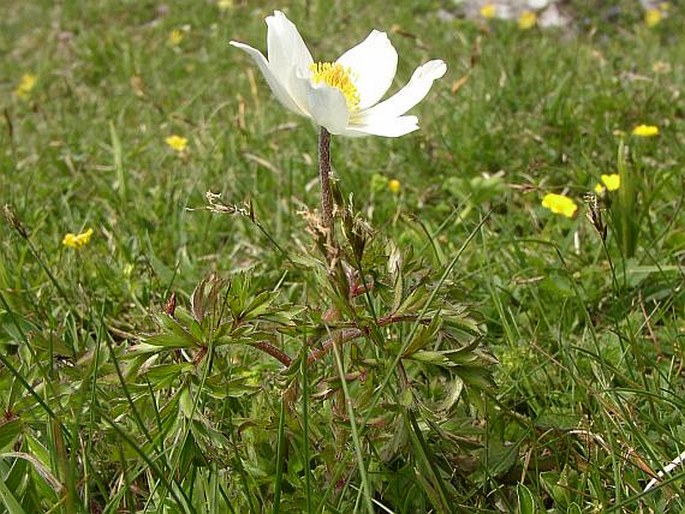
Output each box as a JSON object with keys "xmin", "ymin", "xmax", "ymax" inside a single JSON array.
[{"xmin": 230, "ymin": 10, "xmax": 446, "ymax": 137}]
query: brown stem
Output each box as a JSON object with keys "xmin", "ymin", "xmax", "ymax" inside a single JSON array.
[
  {"xmin": 318, "ymin": 127, "xmax": 333, "ymax": 234},
  {"xmin": 307, "ymin": 328, "xmax": 362, "ymax": 365},
  {"xmin": 378, "ymin": 314, "xmax": 428, "ymax": 327},
  {"xmin": 250, "ymin": 341, "xmax": 292, "ymax": 367}
]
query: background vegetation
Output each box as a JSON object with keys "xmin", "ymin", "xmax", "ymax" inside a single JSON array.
[{"xmin": 1, "ymin": 0, "xmax": 684, "ymax": 512}]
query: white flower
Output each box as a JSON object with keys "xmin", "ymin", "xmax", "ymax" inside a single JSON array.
[{"xmin": 230, "ymin": 11, "xmax": 447, "ymax": 137}]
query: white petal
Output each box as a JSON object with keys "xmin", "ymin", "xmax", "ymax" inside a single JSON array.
[
  {"xmin": 336, "ymin": 30, "xmax": 397, "ymax": 110},
  {"xmin": 308, "ymin": 84, "xmax": 350, "ymax": 135},
  {"xmin": 359, "ymin": 60, "xmax": 447, "ymax": 122},
  {"xmin": 266, "ymin": 12, "xmax": 313, "ymax": 84},
  {"xmin": 265, "ymin": 11, "xmax": 315, "ymax": 116},
  {"xmin": 229, "ymin": 41, "xmax": 307, "ymax": 116},
  {"xmin": 342, "ymin": 115, "xmax": 419, "ymax": 138}
]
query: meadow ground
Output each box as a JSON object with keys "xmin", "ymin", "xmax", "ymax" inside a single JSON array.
[{"xmin": 1, "ymin": 1, "xmax": 684, "ymax": 512}]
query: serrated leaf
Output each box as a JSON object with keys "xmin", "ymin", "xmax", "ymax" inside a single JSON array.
[
  {"xmin": 442, "ymin": 311, "xmax": 481, "ymax": 336},
  {"xmin": 402, "ymin": 316, "xmax": 442, "ymax": 357},
  {"xmin": 191, "ymin": 419, "xmax": 230, "ymax": 449},
  {"xmin": 123, "ymin": 343, "xmax": 169, "ymax": 356},
  {"xmin": 144, "ymin": 363, "xmax": 194, "ymax": 382},
  {"xmin": 441, "ymin": 340, "xmax": 483, "ymax": 365},
  {"xmin": 145, "ymin": 333, "xmax": 196, "ymax": 349},
  {"xmin": 406, "ymin": 350, "xmax": 448, "ymax": 364},
  {"xmin": 439, "ymin": 377, "xmax": 464, "ymax": 412},
  {"xmin": 191, "ymin": 275, "xmax": 209, "ymax": 323},
  {"xmin": 454, "ymin": 366, "xmax": 496, "ymax": 390},
  {"xmin": 395, "ymin": 286, "xmax": 428, "ymax": 316},
  {"xmin": 151, "ymin": 314, "xmax": 202, "ymax": 348},
  {"xmin": 239, "ymin": 290, "xmax": 273, "ymax": 321}
]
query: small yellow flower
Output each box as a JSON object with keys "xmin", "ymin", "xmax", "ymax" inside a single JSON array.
[
  {"xmin": 542, "ymin": 193, "xmax": 577, "ymax": 218},
  {"xmin": 632, "ymin": 124, "xmax": 659, "ymax": 137},
  {"xmin": 480, "ymin": 3, "xmax": 497, "ymax": 19},
  {"xmin": 600, "ymin": 174, "xmax": 620, "ymax": 191},
  {"xmin": 165, "ymin": 135, "xmax": 188, "ymax": 152},
  {"xmin": 217, "ymin": 0, "xmax": 233, "ymax": 10},
  {"xmin": 14, "ymin": 73, "xmax": 37, "ymax": 99},
  {"xmin": 518, "ymin": 10, "xmax": 537, "ymax": 30},
  {"xmin": 645, "ymin": 8, "xmax": 662, "ymax": 27},
  {"xmin": 168, "ymin": 29, "xmax": 184, "ymax": 46},
  {"xmin": 388, "ymin": 179, "xmax": 401, "ymax": 194},
  {"xmin": 594, "ymin": 183, "xmax": 605, "ymax": 195},
  {"xmin": 63, "ymin": 228, "xmax": 94, "ymax": 249},
  {"xmin": 659, "ymin": 2, "xmax": 671, "ymax": 11}
]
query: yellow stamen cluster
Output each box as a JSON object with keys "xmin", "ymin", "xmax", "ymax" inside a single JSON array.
[{"xmin": 309, "ymin": 62, "xmax": 360, "ymax": 111}]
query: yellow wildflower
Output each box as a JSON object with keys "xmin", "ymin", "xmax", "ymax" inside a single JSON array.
[
  {"xmin": 594, "ymin": 183, "xmax": 605, "ymax": 195},
  {"xmin": 480, "ymin": 3, "xmax": 497, "ymax": 19},
  {"xmin": 600, "ymin": 174, "xmax": 620, "ymax": 191},
  {"xmin": 542, "ymin": 193, "xmax": 577, "ymax": 218},
  {"xmin": 518, "ymin": 10, "xmax": 537, "ymax": 30},
  {"xmin": 165, "ymin": 135, "xmax": 188, "ymax": 152},
  {"xmin": 645, "ymin": 8, "xmax": 662, "ymax": 27},
  {"xmin": 217, "ymin": 0, "xmax": 233, "ymax": 9},
  {"xmin": 659, "ymin": 2, "xmax": 671, "ymax": 11},
  {"xmin": 168, "ymin": 29, "xmax": 184, "ymax": 46},
  {"xmin": 388, "ymin": 179, "xmax": 401, "ymax": 194},
  {"xmin": 632, "ymin": 124, "xmax": 659, "ymax": 137},
  {"xmin": 63, "ymin": 228, "xmax": 94, "ymax": 249},
  {"xmin": 14, "ymin": 74, "xmax": 37, "ymax": 99}
]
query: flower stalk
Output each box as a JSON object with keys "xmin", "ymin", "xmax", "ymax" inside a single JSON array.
[{"xmin": 318, "ymin": 127, "xmax": 333, "ymax": 234}]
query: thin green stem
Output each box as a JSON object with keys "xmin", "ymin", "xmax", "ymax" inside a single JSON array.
[
  {"xmin": 332, "ymin": 342, "xmax": 374, "ymax": 513},
  {"xmin": 272, "ymin": 396, "xmax": 286, "ymax": 514},
  {"xmin": 301, "ymin": 344, "xmax": 312, "ymax": 513}
]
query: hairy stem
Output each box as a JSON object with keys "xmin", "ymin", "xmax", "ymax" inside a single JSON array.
[
  {"xmin": 318, "ymin": 127, "xmax": 333, "ymax": 232},
  {"xmin": 307, "ymin": 328, "xmax": 362, "ymax": 366},
  {"xmin": 250, "ymin": 341, "xmax": 292, "ymax": 367}
]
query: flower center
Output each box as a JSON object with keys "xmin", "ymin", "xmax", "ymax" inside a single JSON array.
[{"xmin": 309, "ymin": 62, "xmax": 360, "ymax": 111}]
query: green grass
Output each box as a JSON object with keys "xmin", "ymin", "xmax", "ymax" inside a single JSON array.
[{"xmin": 2, "ymin": 0, "xmax": 685, "ymax": 512}]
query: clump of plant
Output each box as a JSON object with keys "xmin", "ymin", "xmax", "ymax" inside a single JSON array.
[{"xmin": 133, "ymin": 10, "xmax": 495, "ymax": 512}]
